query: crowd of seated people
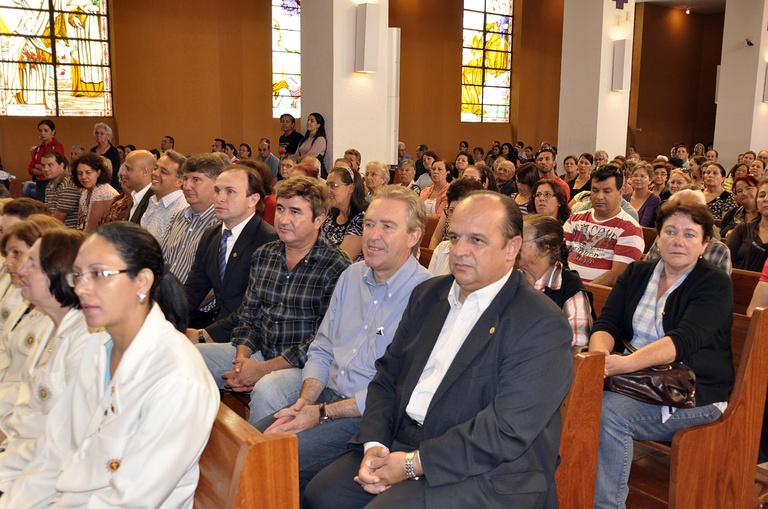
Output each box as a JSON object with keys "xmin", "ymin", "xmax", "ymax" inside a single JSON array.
[{"xmin": 6, "ymin": 120, "xmax": 768, "ymax": 507}]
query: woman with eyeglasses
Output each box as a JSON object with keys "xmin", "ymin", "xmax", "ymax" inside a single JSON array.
[
  {"xmin": 0, "ymin": 222, "xmax": 218, "ymax": 507},
  {"xmin": 624, "ymin": 162, "xmax": 661, "ymax": 227},
  {"xmin": 72, "ymin": 153, "xmax": 118, "ymax": 232},
  {"xmin": 323, "ymin": 166, "xmax": 367, "ymax": 261},
  {"xmin": 529, "ymin": 179, "xmax": 571, "ymax": 223},
  {"xmin": 650, "ymin": 161, "xmax": 671, "ymax": 199},
  {"xmin": 0, "ymin": 228, "xmax": 104, "ymax": 492},
  {"xmin": 702, "ymin": 162, "xmax": 736, "ymax": 220},
  {"xmin": 720, "ymin": 175, "xmax": 759, "ymax": 238},
  {"xmin": 363, "ymin": 161, "xmax": 390, "ymax": 200},
  {"xmin": 726, "ymin": 178, "xmax": 768, "ymax": 272}
]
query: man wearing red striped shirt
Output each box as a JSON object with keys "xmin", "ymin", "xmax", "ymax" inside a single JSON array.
[{"xmin": 563, "ymin": 164, "xmax": 643, "ymax": 286}]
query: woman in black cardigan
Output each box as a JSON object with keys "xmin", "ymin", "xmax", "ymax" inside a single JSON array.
[{"xmin": 589, "ymin": 200, "xmax": 735, "ymax": 509}]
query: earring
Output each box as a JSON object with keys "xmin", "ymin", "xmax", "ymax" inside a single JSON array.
[{"xmin": 138, "ymin": 293, "xmax": 147, "ymax": 305}]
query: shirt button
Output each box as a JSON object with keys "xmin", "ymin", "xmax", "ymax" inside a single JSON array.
[
  {"xmin": 364, "ymin": 325, "xmax": 368, "ymax": 330},
  {"xmin": 373, "ymin": 300, "xmax": 378, "ymax": 305},
  {"xmin": 352, "ymin": 348, "xmax": 357, "ymax": 353},
  {"xmin": 340, "ymin": 370, "xmax": 345, "ymax": 375}
]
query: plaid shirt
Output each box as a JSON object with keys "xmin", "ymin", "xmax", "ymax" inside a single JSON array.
[
  {"xmin": 231, "ymin": 234, "xmax": 351, "ymax": 368},
  {"xmin": 533, "ymin": 261, "xmax": 593, "ymax": 347},
  {"xmin": 630, "ymin": 260, "xmax": 693, "ymax": 351}
]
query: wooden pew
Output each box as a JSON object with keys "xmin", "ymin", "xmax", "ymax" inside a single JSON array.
[
  {"xmin": 422, "ymin": 214, "xmax": 439, "ymax": 248},
  {"xmin": 195, "ymin": 403, "xmax": 299, "ymax": 509},
  {"xmin": 584, "ymin": 282, "xmax": 768, "ymax": 508},
  {"xmin": 418, "ymin": 247, "xmax": 433, "ymax": 269},
  {"xmin": 641, "ymin": 227, "xmax": 657, "ymax": 254},
  {"xmin": 732, "ymin": 268, "xmax": 760, "ymax": 315},
  {"xmin": 557, "ymin": 352, "xmax": 605, "ymax": 509}
]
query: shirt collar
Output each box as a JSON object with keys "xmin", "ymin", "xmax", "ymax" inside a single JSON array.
[
  {"xmin": 362, "ymin": 255, "xmax": 422, "ymax": 292},
  {"xmin": 533, "ymin": 261, "xmax": 563, "ymax": 291},
  {"xmin": 448, "ymin": 266, "xmax": 515, "ymax": 309},
  {"xmin": 223, "ymin": 212, "xmax": 256, "ymax": 241}
]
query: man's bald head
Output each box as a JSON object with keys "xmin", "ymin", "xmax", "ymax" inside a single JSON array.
[{"xmin": 123, "ymin": 150, "xmax": 155, "ymax": 190}]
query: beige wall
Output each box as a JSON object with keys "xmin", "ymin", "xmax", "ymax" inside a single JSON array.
[{"xmin": 628, "ymin": 4, "xmax": 724, "ymax": 158}]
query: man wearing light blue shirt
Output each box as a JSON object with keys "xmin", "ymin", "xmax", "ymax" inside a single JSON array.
[{"xmin": 256, "ymin": 185, "xmax": 431, "ymax": 489}]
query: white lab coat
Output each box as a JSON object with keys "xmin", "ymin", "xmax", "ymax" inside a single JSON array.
[
  {"xmin": 0, "ymin": 308, "xmax": 104, "ymax": 491},
  {"xmin": 0, "ymin": 297, "xmax": 53, "ymax": 419},
  {"xmin": 0, "ymin": 304, "xmax": 220, "ymax": 509}
]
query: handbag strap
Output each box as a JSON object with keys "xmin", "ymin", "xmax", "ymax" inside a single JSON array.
[{"xmin": 621, "ymin": 339, "xmax": 637, "ymax": 353}]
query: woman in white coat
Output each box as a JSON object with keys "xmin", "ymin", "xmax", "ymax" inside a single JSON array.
[
  {"xmin": 0, "ymin": 222, "xmax": 219, "ymax": 509},
  {"xmin": 0, "ymin": 215, "xmax": 63, "ymax": 417},
  {"xmin": 0, "ymin": 228, "xmax": 101, "ymax": 490}
]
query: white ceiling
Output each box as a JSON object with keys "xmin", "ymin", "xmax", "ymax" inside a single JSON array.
[{"xmin": 636, "ymin": 0, "xmax": 726, "ymax": 14}]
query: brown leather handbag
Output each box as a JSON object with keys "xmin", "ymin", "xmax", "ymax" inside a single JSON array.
[{"xmin": 604, "ymin": 340, "xmax": 696, "ymax": 408}]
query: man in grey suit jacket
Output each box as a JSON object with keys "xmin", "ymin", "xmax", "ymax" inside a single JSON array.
[{"xmin": 304, "ymin": 191, "xmax": 574, "ymax": 509}]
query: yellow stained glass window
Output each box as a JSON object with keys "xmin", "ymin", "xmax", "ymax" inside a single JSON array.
[
  {"xmin": 461, "ymin": 0, "xmax": 513, "ymax": 123},
  {"xmin": 272, "ymin": 0, "xmax": 300, "ymax": 119},
  {"xmin": 0, "ymin": 0, "xmax": 112, "ymax": 117}
]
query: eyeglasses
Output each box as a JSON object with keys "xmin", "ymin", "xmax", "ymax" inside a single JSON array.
[
  {"xmin": 327, "ymin": 182, "xmax": 350, "ymax": 189},
  {"xmin": 66, "ymin": 269, "xmax": 130, "ymax": 288},
  {"xmin": 534, "ymin": 191, "xmax": 555, "ymax": 199}
]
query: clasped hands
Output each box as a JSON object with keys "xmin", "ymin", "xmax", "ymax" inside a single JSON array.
[
  {"xmin": 221, "ymin": 357, "xmax": 270, "ymax": 392},
  {"xmin": 263, "ymin": 398, "xmax": 320, "ymax": 435},
  {"xmin": 354, "ymin": 446, "xmax": 411, "ymax": 495}
]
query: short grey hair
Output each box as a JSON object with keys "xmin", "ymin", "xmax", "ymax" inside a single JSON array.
[
  {"xmin": 93, "ymin": 122, "xmax": 113, "ymax": 139},
  {"xmin": 366, "ymin": 160, "xmax": 390, "ymax": 181},
  {"xmin": 369, "ymin": 185, "xmax": 426, "ymax": 255}
]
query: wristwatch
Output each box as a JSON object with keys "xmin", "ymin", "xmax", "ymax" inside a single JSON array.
[
  {"xmin": 318, "ymin": 403, "xmax": 331, "ymax": 424},
  {"xmin": 405, "ymin": 450, "xmax": 420, "ymax": 480},
  {"xmin": 197, "ymin": 330, "xmax": 205, "ymax": 343}
]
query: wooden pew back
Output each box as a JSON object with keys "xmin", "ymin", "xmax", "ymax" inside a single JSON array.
[
  {"xmin": 195, "ymin": 403, "xmax": 299, "ymax": 509},
  {"xmin": 732, "ymin": 268, "xmax": 760, "ymax": 315},
  {"xmin": 642, "ymin": 227, "xmax": 657, "ymax": 254},
  {"xmin": 667, "ymin": 308, "xmax": 768, "ymax": 508},
  {"xmin": 557, "ymin": 352, "xmax": 605, "ymax": 509},
  {"xmin": 585, "ymin": 283, "xmax": 768, "ymax": 507},
  {"xmin": 422, "ymin": 214, "xmax": 439, "ymax": 248}
]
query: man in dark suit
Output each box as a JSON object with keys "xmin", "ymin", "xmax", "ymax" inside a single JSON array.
[
  {"xmin": 122, "ymin": 150, "xmax": 155, "ymax": 223},
  {"xmin": 184, "ymin": 167, "xmax": 277, "ymax": 343},
  {"xmin": 304, "ymin": 192, "xmax": 573, "ymax": 509}
]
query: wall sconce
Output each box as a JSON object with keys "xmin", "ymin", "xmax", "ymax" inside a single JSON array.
[
  {"xmin": 355, "ymin": 3, "xmax": 380, "ymax": 73},
  {"xmin": 612, "ymin": 39, "xmax": 631, "ymax": 91},
  {"xmin": 763, "ymin": 66, "xmax": 768, "ymax": 102}
]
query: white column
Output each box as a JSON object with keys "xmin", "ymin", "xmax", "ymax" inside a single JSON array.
[
  {"xmin": 301, "ymin": 0, "xmax": 395, "ymax": 169},
  {"xmin": 713, "ymin": 0, "xmax": 768, "ymax": 164},
  {"xmin": 557, "ymin": 0, "xmax": 635, "ymax": 162}
]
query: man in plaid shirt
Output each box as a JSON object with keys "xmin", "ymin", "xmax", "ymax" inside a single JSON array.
[{"xmin": 198, "ymin": 177, "xmax": 351, "ymax": 425}]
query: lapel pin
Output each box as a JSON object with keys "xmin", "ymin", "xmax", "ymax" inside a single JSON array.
[
  {"xmin": 233, "ymin": 252, "xmax": 237, "ymax": 258},
  {"xmin": 489, "ymin": 327, "xmax": 496, "ymax": 334}
]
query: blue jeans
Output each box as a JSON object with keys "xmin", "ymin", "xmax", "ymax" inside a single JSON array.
[
  {"xmin": 594, "ymin": 391, "xmax": 723, "ymax": 509},
  {"xmin": 196, "ymin": 343, "xmax": 303, "ymax": 425},
  {"xmin": 255, "ymin": 387, "xmax": 361, "ymax": 490}
]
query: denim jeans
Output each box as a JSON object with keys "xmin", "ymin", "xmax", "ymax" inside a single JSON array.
[
  {"xmin": 594, "ymin": 391, "xmax": 723, "ymax": 509},
  {"xmin": 197, "ymin": 343, "xmax": 302, "ymax": 425}
]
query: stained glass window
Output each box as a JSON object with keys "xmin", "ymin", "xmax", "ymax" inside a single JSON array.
[
  {"xmin": 0, "ymin": 0, "xmax": 112, "ymax": 117},
  {"xmin": 461, "ymin": 0, "xmax": 513, "ymax": 123},
  {"xmin": 272, "ymin": 0, "xmax": 300, "ymax": 119}
]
